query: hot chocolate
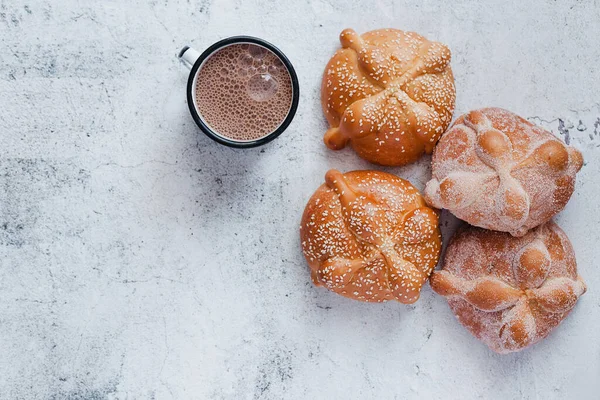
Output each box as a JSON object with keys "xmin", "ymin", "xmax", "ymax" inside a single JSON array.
[{"xmin": 193, "ymin": 43, "xmax": 293, "ymax": 142}]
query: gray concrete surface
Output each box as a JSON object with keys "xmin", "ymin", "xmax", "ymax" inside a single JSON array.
[{"xmin": 0, "ymin": 0, "xmax": 599, "ymax": 398}]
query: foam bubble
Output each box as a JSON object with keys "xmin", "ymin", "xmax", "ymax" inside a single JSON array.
[
  {"xmin": 247, "ymin": 73, "xmax": 279, "ymax": 102},
  {"xmin": 238, "ymin": 53, "xmax": 253, "ymax": 67},
  {"xmin": 248, "ymin": 44, "xmax": 267, "ymax": 59}
]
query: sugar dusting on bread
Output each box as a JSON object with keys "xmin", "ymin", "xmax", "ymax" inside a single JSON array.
[
  {"xmin": 430, "ymin": 222, "xmax": 586, "ymax": 354},
  {"xmin": 425, "ymin": 108, "xmax": 583, "ymax": 236}
]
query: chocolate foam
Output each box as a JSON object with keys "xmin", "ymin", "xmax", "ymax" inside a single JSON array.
[{"xmin": 194, "ymin": 43, "xmax": 293, "ymax": 142}]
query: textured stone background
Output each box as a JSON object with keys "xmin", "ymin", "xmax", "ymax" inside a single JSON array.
[{"xmin": 1, "ymin": 0, "xmax": 599, "ymax": 399}]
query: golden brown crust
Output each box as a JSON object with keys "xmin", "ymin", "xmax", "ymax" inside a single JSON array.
[
  {"xmin": 425, "ymin": 108, "xmax": 583, "ymax": 236},
  {"xmin": 300, "ymin": 170, "xmax": 441, "ymax": 303},
  {"xmin": 430, "ymin": 222, "xmax": 586, "ymax": 354},
  {"xmin": 321, "ymin": 28, "xmax": 455, "ymax": 166}
]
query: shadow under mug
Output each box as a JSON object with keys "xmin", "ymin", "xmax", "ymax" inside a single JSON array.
[{"xmin": 179, "ymin": 36, "xmax": 300, "ymax": 149}]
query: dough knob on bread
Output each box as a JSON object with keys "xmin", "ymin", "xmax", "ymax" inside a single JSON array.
[
  {"xmin": 476, "ymin": 128, "xmax": 513, "ymax": 166},
  {"xmin": 323, "ymin": 127, "xmax": 348, "ymax": 150},
  {"xmin": 430, "ymin": 271, "xmax": 522, "ymax": 312},
  {"xmin": 512, "ymin": 238, "xmax": 551, "ymax": 289},
  {"xmin": 527, "ymin": 276, "xmax": 587, "ymax": 314},
  {"xmin": 425, "ymin": 172, "xmax": 493, "ymax": 211},
  {"xmin": 339, "ymin": 28, "xmax": 395, "ymax": 86},
  {"xmin": 498, "ymin": 299, "xmax": 536, "ymax": 352},
  {"xmin": 516, "ymin": 140, "xmax": 570, "ymax": 173},
  {"xmin": 324, "ymin": 169, "xmax": 384, "ymax": 246},
  {"xmin": 325, "ymin": 169, "xmax": 357, "ymax": 205},
  {"xmin": 568, "ymin": 147, "xmax": 584, "ymax": 172},
  {"xmin": 339, "ymin": 28, "xmax": 363, "ymax": 51},
  {"xmin": 533, "ymin": 141, "xmax": 570, "ymax": 171}
]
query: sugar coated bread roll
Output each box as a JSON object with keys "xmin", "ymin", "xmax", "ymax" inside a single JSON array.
[
  {"xmin": 321, "ymin": 28, "xmax": 455, "ymax": 166},
  {"xmin": 430, "ymin": 222, "xmax": 586, "ymax": 354},
  {"xmin": 425, "ymin": 108, "xmax": 583, "ymax": 236},
  {"xmin": 300, "ymin": 170, "xmax": 441, "ymax": 303}
]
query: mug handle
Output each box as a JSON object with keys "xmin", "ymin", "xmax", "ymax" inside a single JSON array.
[{"xmin": 178, "ymin": 46, "xmax": 201, "ymax": 70}]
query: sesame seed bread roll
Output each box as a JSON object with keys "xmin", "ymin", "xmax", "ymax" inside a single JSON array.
[
  {"xmin": 430, "ymin": 222, "xmax": 586, "ymax": 354},
  {"xmin": 300, "ymin": 170, "xmax": 441, "ymax": 303},
  {"xmin": 424, "ymin": 108, "xmax": 583, "ymax": 237},
  {"xmin": 321, "ymin": 28, "xmax": 456, "ymax": 166}
]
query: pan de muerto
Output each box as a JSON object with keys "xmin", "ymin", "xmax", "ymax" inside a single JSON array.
[
  {"xmin": 300, "ymin": 170, "xmax": 441, "ymax": 303},
  {"xmin": 425, "ymin": 108, "xmax": 583, "ymax": 236},
  {"xmin": 321, "ymin": 28, "xmax": 455, "ymax": 166},
  {"xmin": 430, "ymin": 221, "xmax": 586, "ymax": 354}
]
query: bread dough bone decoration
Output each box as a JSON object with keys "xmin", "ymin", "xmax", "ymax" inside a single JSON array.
[
  {"xmin": 321, "ymin": 28, "xmax": 455, "ymax": 166},
  {"xmin": 301, "ymin": 170, "xmax": 441, "ymax": 304},
  {"xmin": 430, "ymin": 222, "xmax": 586, "ymax": 354},
  {"xmin": 425, "ymin": 108, "xmax": 583, "ymax": 236}
]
